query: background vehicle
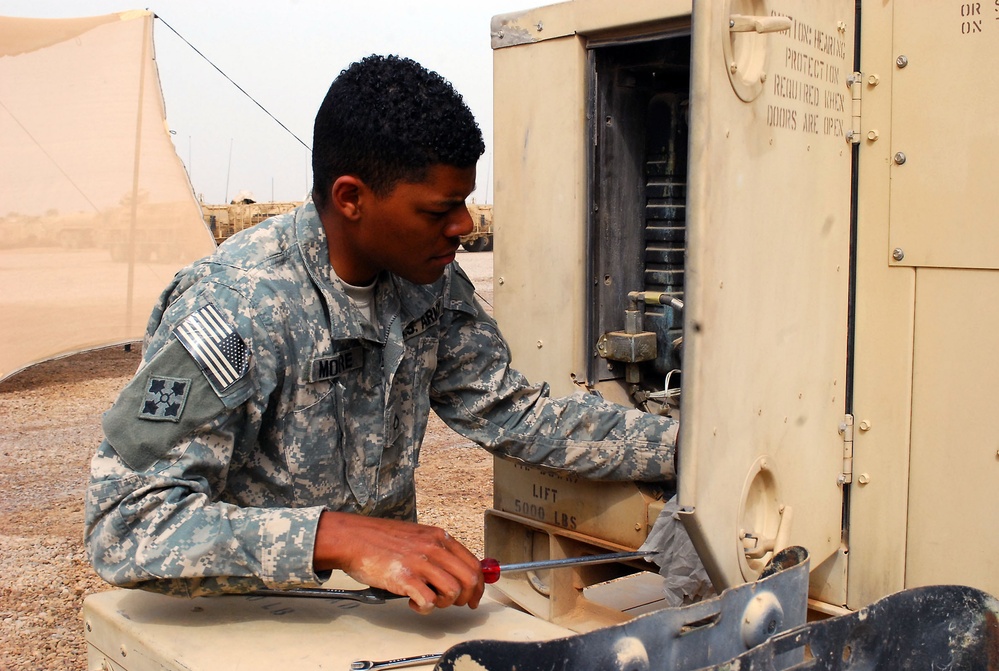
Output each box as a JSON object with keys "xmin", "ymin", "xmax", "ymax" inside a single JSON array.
[
  {"xmin": 84, "ymin": 1, "xmax": 999, "ymax": 668},
  {"xmin": 201, "ymin": 197, "xmax": 301, "ymax": 244},
  {"xmin": 461, "ymin": 202, "xmax": 494, "ymax": 252}
]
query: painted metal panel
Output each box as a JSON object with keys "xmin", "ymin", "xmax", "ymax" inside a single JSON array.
[
  {"xmin": 493, "ymin": 35, "xmax": 590, "ymax": 395},
  {"xmin": 848, "ymin": 0, "xmax": 916, "ymax": 609},
  {"xmin": 680, "ymin": 0, "xmax": 854, "ymax": 590},
  {"xmin": 906, "ymin": 268, "xmax": 999, "ymax": 597},
  {"xmin": 84, "ymin": 586, "xmax": 572, "ymax": 671},
  {"xmin": 887, "ymin": 1, "xmax": 999, "ymax": 270},
  {"xmin": 492, "ymin": 0, "xmax": 695, "ymax": 49}
]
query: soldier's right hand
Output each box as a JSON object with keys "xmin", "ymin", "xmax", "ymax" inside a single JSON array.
[{"xmin": 312, "ymin": 511, "xmax": 484, "ymax": 614}]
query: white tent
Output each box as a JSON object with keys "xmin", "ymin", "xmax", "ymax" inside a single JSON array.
[{"xmin": 0, "ymin": 11, "xmax": 216, "ymax": 380}]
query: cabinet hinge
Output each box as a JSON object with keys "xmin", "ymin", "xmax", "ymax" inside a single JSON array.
[
  {"xmin": 845, "ymin": 72, "xmax": 863, "ymax": 144},
  {"xmin": 838, "ymin": 414, "xmax": 854, "ymax": 484}
]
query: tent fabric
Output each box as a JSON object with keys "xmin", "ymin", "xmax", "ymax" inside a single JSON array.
[{"xmin": 0, "ymin": 11, "xmax": 216, "ymax": 381}]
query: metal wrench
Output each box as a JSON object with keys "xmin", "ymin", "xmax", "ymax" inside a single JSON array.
[
  {"xmin": 250, "ymin": 586, "xmax": 405, "ymax": 605},
  {"xmin": 349, "ymin": 652, "xmax": 443, "ymax": 670}
]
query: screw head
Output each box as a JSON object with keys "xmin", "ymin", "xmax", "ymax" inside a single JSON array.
[
  {"xmin": 896, "ymin": 55, "xmax": 908, "ymax": 68},
  {"xmin": 894, "ymin": 151, "xmax": 907, "ymax": 165},
  {"xmin": 892, "ymin": 248, "xmax": 905, "ymax": 262}
]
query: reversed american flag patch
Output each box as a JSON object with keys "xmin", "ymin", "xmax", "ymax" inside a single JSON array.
[{"xmin": 174, "ymin": 304, "xmax": 250, "ymax": 394}]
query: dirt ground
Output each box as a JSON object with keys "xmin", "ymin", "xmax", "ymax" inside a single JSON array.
[{"xmin": 0, "ymin": 251, "xmax": 494, "ymax": 670}]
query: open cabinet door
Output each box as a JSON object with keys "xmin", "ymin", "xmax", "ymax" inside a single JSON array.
[{"xmin": 679, "ymin": 0, "xmax": 856, "ymax": 593}]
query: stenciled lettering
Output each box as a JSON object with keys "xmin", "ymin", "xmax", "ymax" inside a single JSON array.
[
  {"xmin": 532, "ymin": 484, "xmax": 558, "ymax": 502},
  {"xmin": 767, "ymin": 12, "xmax": 849, "ymax": 138},
  {"xmin": 767, "ymin": 105, "xmax": 797, "ymax": 131},
  {"xmin": 802, "ymin": 112, "xmax": 820, "ymax": 135},
  {"xmin": 772, "ymin": 74, "xmax": 820, "ymax": 106},
  {"xmin": 511, "ymin": 498, "xmax": 577, "ymax": 530}
]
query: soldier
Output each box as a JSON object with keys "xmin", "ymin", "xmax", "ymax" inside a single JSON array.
[{"xmin": 85, "ymin": 54, "xmax": 678, "ymax": 615}]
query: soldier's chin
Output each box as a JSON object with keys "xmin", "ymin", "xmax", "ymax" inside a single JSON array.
[{"xmin": 405, "ymin": 265, "xmax": 448, "ymax": 286}]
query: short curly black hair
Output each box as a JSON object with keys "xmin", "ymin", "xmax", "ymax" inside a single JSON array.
[{"xmin": 311, "ymin": 55, "xmax": 485, "ymax": 210}]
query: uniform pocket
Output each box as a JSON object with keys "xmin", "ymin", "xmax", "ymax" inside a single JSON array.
[{"xmin": 285, "ymin": 380, "xmax": 348, "ymax": 507}]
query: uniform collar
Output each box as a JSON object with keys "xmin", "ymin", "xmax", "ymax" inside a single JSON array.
[{"xmin": 293, "ymin": 202, "xmax": 448, "ymax": 345}]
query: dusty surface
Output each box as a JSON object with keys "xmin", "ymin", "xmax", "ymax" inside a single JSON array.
[{"xmin": 0, "ymin": 251, "xmax": 493, "ymax": 670}]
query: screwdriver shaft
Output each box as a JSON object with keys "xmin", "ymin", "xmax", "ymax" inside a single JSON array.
[{"xmin": 496, "ymin": 550, "xmax": 654, "ymax": 575}]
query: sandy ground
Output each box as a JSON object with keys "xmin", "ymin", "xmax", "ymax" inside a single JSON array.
[{"xmin": 0, "ymin": 251, "xmax": 493, "ymax": 670}]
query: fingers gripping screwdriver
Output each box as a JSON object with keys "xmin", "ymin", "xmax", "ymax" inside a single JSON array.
[
  {"xmin": 251, "ymin": 550, "xmax": 656, "ymax": 601},
  {"xmin": 479, "ymin": 550, "xmax": 655, "ymax": 584}
]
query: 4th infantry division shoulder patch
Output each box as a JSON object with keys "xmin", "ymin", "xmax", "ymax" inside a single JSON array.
[{"xmin": 139, "ymin": 376, "xmax": 191, "ymax": 421}]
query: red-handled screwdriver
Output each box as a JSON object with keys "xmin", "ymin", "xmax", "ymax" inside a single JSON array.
[{"xmin": 479, "ymin": 550, "xmax": 655, "ymax": 584}]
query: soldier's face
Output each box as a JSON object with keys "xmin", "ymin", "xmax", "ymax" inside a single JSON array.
[{"xmin": 353, "ymin": 164, "xmax": 476, "ymax": 285}]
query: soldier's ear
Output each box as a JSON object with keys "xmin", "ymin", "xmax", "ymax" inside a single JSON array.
[{"xmin": 331, "ymin": 175, "xmax": 366, "ymax": 221}]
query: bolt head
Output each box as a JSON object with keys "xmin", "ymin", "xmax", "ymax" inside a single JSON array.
[
  {"xmin": 896, "ymin": 55, "xmax": 908, "ymax": 68},
  {"xmin": 892, "ymin": 248, "xmax": 905, "ymax": 262}
]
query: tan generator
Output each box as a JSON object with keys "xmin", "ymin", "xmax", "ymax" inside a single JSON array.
[{"xmin": 486, "ymin": 0, "xmax": 998, "ymax": 619}]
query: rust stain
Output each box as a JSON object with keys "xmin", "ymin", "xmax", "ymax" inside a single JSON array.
[{"xmin": 985, "ymin": 609, "xmax": 999, "ymax": 670}]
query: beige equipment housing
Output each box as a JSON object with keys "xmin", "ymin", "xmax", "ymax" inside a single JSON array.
[
  {"xmin": 487, "ymin": 0, "xmax": 998, "ymax": 620},
  {"xmin": 82, "ymin": 1, "xmax": 999, "ymax": 669}
]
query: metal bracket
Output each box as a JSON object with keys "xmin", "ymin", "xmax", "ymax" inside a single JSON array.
[
  {"xmin": 838, "ymin": 414, "xmax": 854, "ymax": 485},
  {"xmin": 846, "ymin": 72, "xmax": 863, "ymax": 144},
  {"xmin": 701, "ymin": 584, "xmax": 999, "ymax": 670},
  {"xmin": 435, "ymin": 547, "xmax": 811, "ymax": 671},
  {"xmin": 435, "ymin": 548, "xmax": 999, "ymax": 670}
]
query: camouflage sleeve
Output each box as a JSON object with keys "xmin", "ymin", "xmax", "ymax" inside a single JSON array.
[
  {"xmin": 430, "ymin": 267, "xmax": 677, "ymax": 483},
  {"xmin": 84, "ymin": 278, "xmax": 326, "ymax": 597},
  {"xmin": 86, "ymin": 432, "xmax": 325, "ymax": 597}
]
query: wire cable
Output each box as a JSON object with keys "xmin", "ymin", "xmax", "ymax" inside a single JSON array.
[
  {"xmin": 0, "ymin": 99, "xmax": 101, "ymax": 213},
  {"xmin": 153, "ymin": 14, "xmax": 311, "ymax": 152}
]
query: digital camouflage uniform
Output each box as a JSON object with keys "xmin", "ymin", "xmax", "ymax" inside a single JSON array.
[{"xmin": 85, "ymin": 202, "xmax": 678, "ymax": 597}]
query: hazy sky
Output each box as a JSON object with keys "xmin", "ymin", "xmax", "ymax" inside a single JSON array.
[{"xmin": 3, "ymin": 0, "xmax": 544, "ymax": 205}]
